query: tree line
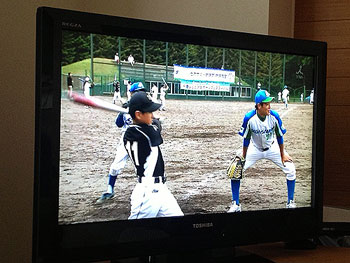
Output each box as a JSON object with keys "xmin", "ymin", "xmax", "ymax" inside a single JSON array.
[{"xmin": 62, "ymin": 31, "xmax": 313, "ymax": 96}]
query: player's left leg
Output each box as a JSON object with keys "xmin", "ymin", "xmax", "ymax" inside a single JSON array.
[
  {"xmin": 113, "ymin": 92, "xmax": 117, "ymax": 104},
  {"xmin": 160, "ymin": 96, "xmax": 166, "ymax": 111},
  {"xmin": 68, "ymin": 85, "xmax": 73, "ymax": 98},
  {"xmin": 157, "ymin": 184, "xmax": 184, "ymax": 217},
  {"xmin": 266, "ymin": 143, "xmax": 296, "ymax": 208},
  {"xmin": 128, "ymin": 184, "xmax": 156, "ymax": 219},
  {"xmin": 96, "ymin": 140, "xmax": 129, "ymax": 204},
  {"xmin": 117, "ymin": 92, "xmax": 123, "ymax": 104}
]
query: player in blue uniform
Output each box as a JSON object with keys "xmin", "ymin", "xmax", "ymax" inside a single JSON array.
[
  {"xmin": 96, "ymin": 82, "xmax": 145, "ymax": 204},
  {"xmin": 124, "ymin": 91, "xmax": 183, "ymax": 219},
  {"xmin": 228, "ymin": 89, "xmax": 296, "ymax": 212}
]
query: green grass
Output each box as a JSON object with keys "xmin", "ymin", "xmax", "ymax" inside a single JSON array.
[{"xmin": 62, "ymin": 58, "xmax": 118, "ymax": 76}]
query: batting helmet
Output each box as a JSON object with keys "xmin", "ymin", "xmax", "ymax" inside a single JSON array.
[{"xmin": 130, "ymin": 82, "xmax": 145, "ymax": 93}]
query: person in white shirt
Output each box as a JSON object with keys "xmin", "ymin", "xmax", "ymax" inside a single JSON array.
[
  {"xmin": 83, "ymin": 76, "xmax": 92, "ymax": 97},
  {"xmin": 128, "ymin": 54, "xmax": 134, "ymax": 66},
  {"xmin": 151, "ymin": 83, "xmax": 159, "ymax": 103},
  {"xmin": 278, "ymin": 91, "xmax": 282, "ymax": 103},
  {"xmin": 228, "ymin": 89, "xmax": 296, "ymax": 213},
  {"xmin": 282, "ymin": 85, "xmax": 290, "ymax": 109},
  {"xmin": 114, "ymin": 52, "xmax": 119, "ymax": 63},
  {"xmin": 310, "ymin": 89, "xmax": 314, "ymax": 104},
  {"xmin": 126, "ymin": 81, "xmax": 132, "ymax": 101},
  {"xmin": 159, "ymin": 83, "xmax": 169, "ymax": 110}
]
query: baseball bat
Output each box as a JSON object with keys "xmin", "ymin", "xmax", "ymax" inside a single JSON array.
[
  {"xmin": 70, "ymin": 92, "xmax": 127, "ymax": 113},
  {"xmin": 161, "ymin": 77, "xmax": 168, "ymax": 87}
]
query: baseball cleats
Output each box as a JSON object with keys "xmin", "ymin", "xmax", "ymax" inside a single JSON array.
[
  {"xmin": 96, "ymin": 192, "xmax": 114, "ymax": 204},
  {"xmin": 227, "ymin": 201, "xmax": 241, "ymax": 213},
  {"xmin": 286, "ymin": 200, "xmax": 296, "ymax": 209}
]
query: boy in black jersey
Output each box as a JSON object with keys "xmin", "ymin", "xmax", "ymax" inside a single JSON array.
[{"xmin": 124, "ymin": 91, "xmax": 183, "ymax": 219}]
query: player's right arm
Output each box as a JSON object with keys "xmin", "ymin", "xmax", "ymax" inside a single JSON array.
[
  {"xmin": 239, "ymin": 110, "xmax": 254, "ymax": 159},
  {"xmin": 242, "ymin": 145, "xmax": 248, "ymax": 159}
]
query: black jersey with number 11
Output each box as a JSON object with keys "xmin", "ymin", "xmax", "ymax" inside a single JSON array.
[{"xmin": 123, "ymin": 121, "xmax": 164, "ymax": 179}]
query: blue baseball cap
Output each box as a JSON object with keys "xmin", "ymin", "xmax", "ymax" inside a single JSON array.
[
  {"xmin": 255, "ymin": 90, "xmax": 274, "ymax": 104},
  {"xmin": 130, "ymin": 82, "xmax": 145, "ymax": 93}
]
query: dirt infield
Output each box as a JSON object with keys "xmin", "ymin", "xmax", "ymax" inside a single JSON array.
[{"xmin": 59, "ymin": 96, "xmax": 313, "ymax": 224}]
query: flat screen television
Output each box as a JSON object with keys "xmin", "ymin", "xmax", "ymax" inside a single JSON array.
[{"xmin": 33, "ymin": 6, "xmax": 327, "ymax": 262}]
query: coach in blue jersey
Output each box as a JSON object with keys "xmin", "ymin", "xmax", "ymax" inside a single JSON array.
[
  {"xmin": 124, "ymin": 91, "xmax": 183, "ymax": 219},
  {"xmin": 228, "ymin": 90, "xmax": 296, "ymax": 212}
]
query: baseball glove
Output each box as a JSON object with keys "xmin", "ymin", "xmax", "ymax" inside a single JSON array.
[{"xmin": 227, "ymin": 155, "xmax": 245, "ymax": 180}]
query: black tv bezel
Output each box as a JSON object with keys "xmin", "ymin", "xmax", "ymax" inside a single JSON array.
[{"xmin": 33, "ymin": 7, "xmax": 326, "ymax": 262}]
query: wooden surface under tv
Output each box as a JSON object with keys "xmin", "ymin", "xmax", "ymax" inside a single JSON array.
[{"xmin": 241, "ymin": 242, "xmax": 350, "ymax": 263}]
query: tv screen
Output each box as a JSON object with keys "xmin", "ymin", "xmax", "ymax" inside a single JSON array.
[{"xmin": 34, "ymin": 7, "xmax": 326, "ymax": 262}]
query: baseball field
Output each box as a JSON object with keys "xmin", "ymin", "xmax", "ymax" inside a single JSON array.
[{"xmin": 59, "ymin": 96, "xmax": 313, "ymax": 224}]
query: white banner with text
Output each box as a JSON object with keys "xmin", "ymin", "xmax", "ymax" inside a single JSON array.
[
  {"xmin": 174, "ymin": 65, "xmax": 235, "ymax": 83},
  {"xmin": 174, "ymin": 65, "xmax": 234, "ymax": 92}
]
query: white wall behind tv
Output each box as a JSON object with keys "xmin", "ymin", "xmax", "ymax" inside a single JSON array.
[{"xmin": 0, "ymin": 1, "xmax": 294, "ymax": 262}]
